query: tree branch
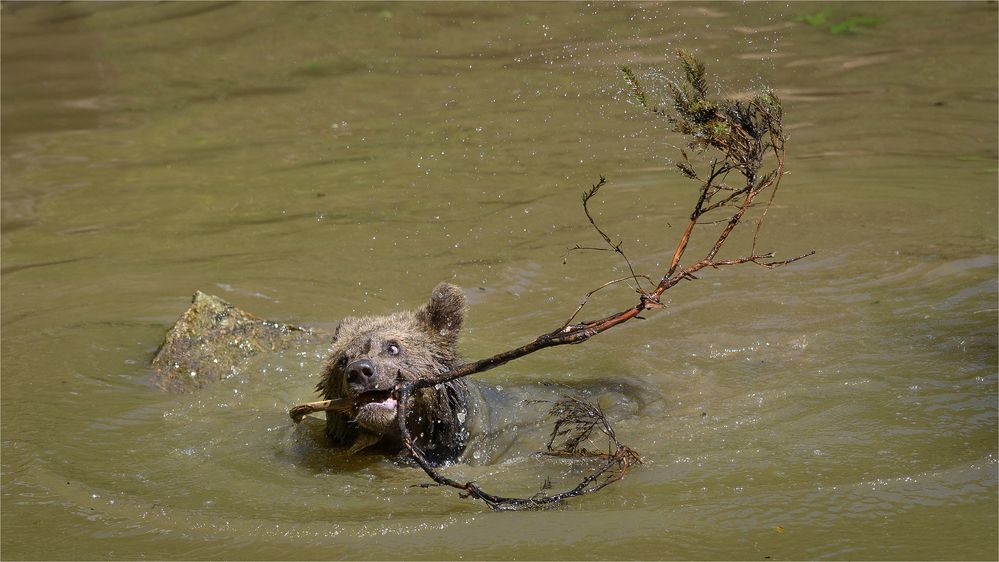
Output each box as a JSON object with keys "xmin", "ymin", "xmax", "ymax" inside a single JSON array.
[{"xmin": 290, "ymin": 50, "xmax": 812, "ymax": 511}]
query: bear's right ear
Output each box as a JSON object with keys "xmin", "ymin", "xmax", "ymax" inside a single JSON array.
[{"xmin": 417, "ymin": 282, "xmax": 466, "ymax": 341}]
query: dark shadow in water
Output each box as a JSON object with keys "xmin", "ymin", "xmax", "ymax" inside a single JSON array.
[
  {"xmin": 0, "ymin": 256, "xmax": 95, "ymax": 276},
  {"xmin": 141, "ymin": 2, "xmax": 237, "ymax": 25}
]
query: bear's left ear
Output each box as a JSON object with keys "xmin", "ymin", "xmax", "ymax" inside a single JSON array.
[{"xmin": 417, "ymin": 282, "xmax": 466, "ymax": 341}]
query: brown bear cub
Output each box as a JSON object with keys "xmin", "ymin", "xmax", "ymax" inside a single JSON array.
[{"xmin": 315, "ymin": 282, "xmax": 471, "ymax": 465}]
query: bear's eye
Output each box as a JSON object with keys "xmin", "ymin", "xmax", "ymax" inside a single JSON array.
[
  {"xmin": 336, "ymin": 355, "xmax": 348, "ymax": 369},
  {"xmin": 385, "ymin": 341, "xmax": 401, "ymax": 356}
]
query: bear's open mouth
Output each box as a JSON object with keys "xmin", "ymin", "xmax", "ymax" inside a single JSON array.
[
  {"xmin": 349, "ymin": 388, "xmax": 396, "ymax": 410},
  {"xmin": 353, "ymin": 387, "xmax": 391, "ymax": 400},
  {"xmin": 356, "ymin": 397, "xmax": 398, "ymax": 415}
]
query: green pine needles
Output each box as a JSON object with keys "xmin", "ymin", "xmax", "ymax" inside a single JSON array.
[
  {"xmin": 616, "ymin": 49, "xmax": 809, "ymax": 300},
  {"xmin": 621, "ymin": 49, "xmax": 785, "ymax": 218}
]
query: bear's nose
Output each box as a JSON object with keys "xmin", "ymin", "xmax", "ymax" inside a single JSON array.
[{"xmin": 346, "ymin": 359, "xmax": 376, "ymax": 386}]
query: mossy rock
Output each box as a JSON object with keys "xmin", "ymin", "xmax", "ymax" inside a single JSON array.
[{"xmin": 151, "ymin": 291, "xmax": 328, "ymax": 393}]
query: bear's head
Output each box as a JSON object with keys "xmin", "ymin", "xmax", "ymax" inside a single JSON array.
[{"xmin": 316, "ymin": 282, "xmax": 470, "ymax": 464}]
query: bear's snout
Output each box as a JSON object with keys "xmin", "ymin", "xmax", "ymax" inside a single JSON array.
[{"xmin": 346, "ymin": 358, "xmax": 377, "ymax": 388}]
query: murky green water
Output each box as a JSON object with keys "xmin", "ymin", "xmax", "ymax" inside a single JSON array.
[{"xmin": 2, "ymin": 2, "xmax": 996, "ymax": 560}]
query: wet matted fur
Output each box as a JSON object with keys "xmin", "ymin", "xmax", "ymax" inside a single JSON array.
[{"xmin": 316, "ymin": 282, "xmax": 471, "ymax": 465}]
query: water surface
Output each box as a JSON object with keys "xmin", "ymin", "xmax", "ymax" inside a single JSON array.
[{"xmin": 2, "ymin": 2, "xmax": 996, "ymax": 560}]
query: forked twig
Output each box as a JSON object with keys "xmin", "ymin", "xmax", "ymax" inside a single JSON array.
[
  {"xmin": 564, "ymin": 176, "xmax": 650, "ymax": 294},
  {"xmin": 561, "ymin": 275, "xmax": 653, "ymax": 329}
]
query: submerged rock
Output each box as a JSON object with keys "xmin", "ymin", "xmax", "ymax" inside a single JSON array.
[{"xmin": 151, "ymin": 291, "xmax": 327, "ymax": 393}]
